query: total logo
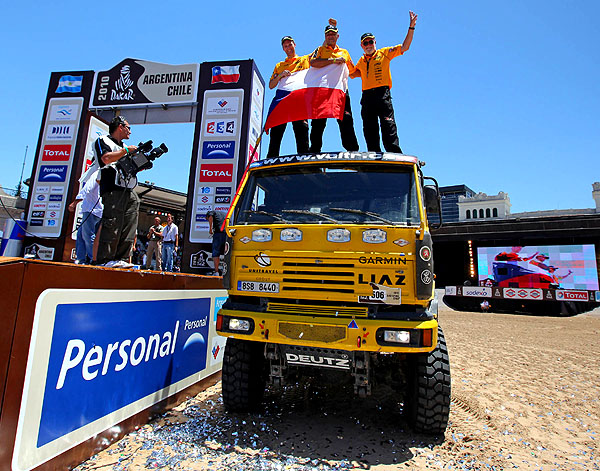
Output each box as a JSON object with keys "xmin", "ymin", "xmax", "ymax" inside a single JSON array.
[
  {"xmin": 42, "ymin": 144, "xmax": 71, "ymax": 161},
  {"xmin": 556, "ymin": 290, "xmax": 588, "ymax": 301},
  {"xmin": 205, "ymin": 119, "xmax": 236, "ymax": 137},
  {"xmin": 46, "ymin": 124, "xmax": 74, "ymax": 140},
  {"xmin": 199, "ymin": 164, "xmax": 233, "ymax": 182}
]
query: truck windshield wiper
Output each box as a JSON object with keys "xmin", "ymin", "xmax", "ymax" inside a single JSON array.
[
  {"xmin": 329, "ymin": 207, "xmax": 395, "ymax": 225},
  {"xmin": 281, "ymin": 209, "xmax": 339, "ymax": 223},
  {"xmin": 243, "ymin": 210, "xmax": 290, "ymax": 222}
]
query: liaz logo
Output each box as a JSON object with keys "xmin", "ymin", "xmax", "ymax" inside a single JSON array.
[
  {"xmin": 42, "ymin": 145, "xmax": 71, "ymax": 161},
  {"xmin": 358, "ymin": 273, "xmax": 405, "ymax": 286},
  {"xmin": 199, "ymin": 164, "xmax": 233, "ymax": 182}
]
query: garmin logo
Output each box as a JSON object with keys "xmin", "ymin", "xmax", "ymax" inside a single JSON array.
[
  {"xmin": 56, "ymin": 322, "xmax": 179, "ymax": 390},
  {"xmin": 359, "ymin": 256, "xmax": 407, "ymax": 265}
]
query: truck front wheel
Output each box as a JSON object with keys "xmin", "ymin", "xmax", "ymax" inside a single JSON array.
[
  {"xmin": 404, "ymin": 327, "xmax": 451, "ymax": 434},
  {"xmin": 222, "ymin": 338, "xmax": 266, "ymax": 412}
]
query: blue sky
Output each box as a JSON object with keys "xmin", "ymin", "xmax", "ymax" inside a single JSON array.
[{"xmin": 1, "ymin": 0, "xmax": 598, "ymax": 213}]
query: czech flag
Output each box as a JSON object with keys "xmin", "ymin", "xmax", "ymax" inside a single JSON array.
[
  {"xmin": 264, "ymin": 64, "xmax": 349, "ymax": 132},
  {"xmin": 211, "ymin": 65, "xmax": 240, "ymax": 84}
]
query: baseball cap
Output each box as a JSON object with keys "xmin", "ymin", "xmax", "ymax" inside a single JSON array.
[
  {"xmin": 281, "ymin": 35, "xmax": 294, "ymax": 44},
  {"xmin": 324, "ymin": 25, "xmax": 338, "ymax": 34},
  {"xmin": 361, "ymin": 32, "xmax": 375, "ymax": 42}
]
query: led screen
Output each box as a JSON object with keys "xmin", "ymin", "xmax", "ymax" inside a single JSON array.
[{"xmin": 477, "ymin": 244, "xmax": 599, "ymax": 290}]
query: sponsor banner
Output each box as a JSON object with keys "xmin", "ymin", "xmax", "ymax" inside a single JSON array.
[
  {"xmin": 46, "ymin": 125, "xmax": 75, "ymax": 141},
  {"xmin": 199, "ymin": 164, "xmax": 233, "ymax": 182},
  {"xmin": 38, "ymin": 166, "xmax": 68, "ymax": 183},
  {"xmin": 215, "ymin": 196, "xmax": 231, "ymax": 204},
  {"xmin": 204, "ymin": 119, "xmax": 237, "ymax": 138},
  {"xmin": 462, "ymin": 287, "xmax": 492, "ymax": 298},
  {"xmin": 555, "ymin": 290, "xmax": 589, "ymax": 302},
  {"xmin": 29, "ymin": 219, "xmax": 44, "ymax": 227},
  {"xmin": 31, "ymin": 211, "xmax": 45, "ymax": 218},
  {"xmin": 445, "ymin": 286, "xmax": 457, "ymax": 296},
  {"xmin": 198, "ymin": 195, "xmax": 214, "ymax": 205},
  {"xmin": 42, "ymin": 145, "xmax": 71, "ymax": 162},
  {"xmin": 198, "ymin": 186, "xmax": 214, "ymax": 195},
  {"xmin": 92, "ymin": 59, "xmax": 199, "ymax": 107},
  {"xmin": 214, "ymin": 206, "xmax": 229, "ymax": 212},
  {"xmin": 32, "ymin": 203, "xmax": 46, "ymax": 210},
  {"xmin": 196, "ymin": 205, "xmax": 212, "ymax": 214},
  {"xmin": 195, "ymin": 214, "xmax": 208, "ymax": 222},
  {"xmin": 49, "ymin": 103, "xmax": 79, "ymax": 121},
  {"xmin": 215, "ymin": 187, "xmax": 232, "ymax": 195},
  {"xmin": 29, "ymin": 96, "xmax": 84, "ymax": 238},
  {"xmin": 190, "ymin": 250, "xmax": 212, "ymax": 268},
  {"xmin": 12, "ymin": 289, "xmax": 226, "ymax": 471},
  {"xmin": 596, "ymin": 291, "xmax": 600, "ymax": 302},
  {"xmin": 201, "ymin": 140, "xmax": 235, "ymax": 159},
  {"xmin": 35, "ymin": 195, "xmax": 47, "ymax": 202},
  {"xmin": 47, "ymin": 203, "xmax": 62, "ymax": 210},
  {"xmin": 503, "ymin": 287, "xmax": 543, "ymax": 300},
  {"xmin": 23, "ymin": 243, "xmax": 55, "ymax": 260},
  {"xmin": 194, "ymin": 222, "xmax": 210, "ymax": 232},
  {"xmin": 205, "ymin": 97, "xmax": 240, "ymax": 115}
]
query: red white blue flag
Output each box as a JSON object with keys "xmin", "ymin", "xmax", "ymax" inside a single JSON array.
[
  {"xmin": 211, "ymin": 65, "xmax": 240, "ymax": 84},
  {"xmin": 264, "ymin": 64, "xmax": 349, "ymax": 132}
]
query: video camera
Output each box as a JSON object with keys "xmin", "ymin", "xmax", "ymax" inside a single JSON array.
[{"xmin": 116, "ymin": 140, "xmax": 168, "ymax": 178}]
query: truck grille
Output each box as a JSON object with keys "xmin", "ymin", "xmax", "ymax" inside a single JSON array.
[
  {"xmin": 281, "ymin": 261, "xmax": 356, "ymax": 294},
  {"xmin": 278, "ymin": 322, "xmax": 346, "ymax": 343},
  {"xmin": 267, "ymin": 302, "xmax": 368, "ymax": 317}
]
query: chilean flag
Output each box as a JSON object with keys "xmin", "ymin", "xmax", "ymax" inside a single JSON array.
[
  {"xmin": 211, "ymin": 65, "xmax": 240, "ymax": 84},
  {"xmin": 264, "ymin": 64, "xmax": 349, "ymax": 132}
]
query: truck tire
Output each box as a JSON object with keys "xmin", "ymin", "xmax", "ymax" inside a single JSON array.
[
  {"xmin": 404, "ymin": 327, "xmax": 451, "ymax": 434},
  {"xmin": 222, "ymin": 338, "xmax": 266, "ymax": 412}
]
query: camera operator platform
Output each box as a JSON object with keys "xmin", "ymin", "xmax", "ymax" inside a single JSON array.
[{"xmin": 94, "ymin": 116, "xmax": 140, "ymax": 268}]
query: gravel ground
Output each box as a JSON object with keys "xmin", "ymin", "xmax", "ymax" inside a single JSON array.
[{"xmin": 76, "ymin": 304, "xmax": 600, "ymax": 471}]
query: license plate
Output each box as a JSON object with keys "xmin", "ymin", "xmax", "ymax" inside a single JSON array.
[{"xmin": 238, "ymin": 281, "xmax": 279, "ymax": 293}]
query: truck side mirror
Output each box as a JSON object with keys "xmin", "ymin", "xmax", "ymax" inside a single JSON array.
[{"xmin": 424, "ymin": 185, "xmax": 440, "ymax": 214}]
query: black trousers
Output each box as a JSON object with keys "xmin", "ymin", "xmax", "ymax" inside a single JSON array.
[
  {"xmin": 309, "ymin": 93, "xmax": 359, "ymax": 153},
  {"xmin": 97, "ymin": 189, "xmax": 139, "ymax": 265},
  {"xmin": 267, "ymin": 120, "xmax": 309, "ymax": 157},
  {"xmin": 361, "ymin": 86, "xmax": 402, "ymax": 153}
]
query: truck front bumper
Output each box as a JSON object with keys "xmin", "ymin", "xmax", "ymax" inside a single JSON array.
[{"xmin": 216, "ymin": 309, "xmax": 438, "ymax": 354}]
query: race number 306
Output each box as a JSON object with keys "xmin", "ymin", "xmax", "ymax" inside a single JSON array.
[{"xmin": 238, "ymin": 281, "xmax": 279, "ymax": 293}]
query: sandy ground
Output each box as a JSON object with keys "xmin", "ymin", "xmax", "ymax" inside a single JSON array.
[{"xmin": 76, "ymin": 304, "xmax": 600, "ymax": 470}]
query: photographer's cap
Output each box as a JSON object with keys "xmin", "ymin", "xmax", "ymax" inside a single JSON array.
[
  {"xmin": 281, "ymin": 35, "xmax": 294, "ymax": 44},
  {"xmin": 324, "ymin": 25, "xmax": 338, "ymax": 34}
]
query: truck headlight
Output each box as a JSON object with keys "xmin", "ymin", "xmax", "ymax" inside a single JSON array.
[
  {"xmin": 280, "ymin": 228, "xmax": 302, "ymax": 242},
  {"xmin": 383, "ymin": 330, "xmax": 411, "ymax": 344},
  {"xmin": 327, "ymin": 228, "xmax": 351, "ymax": 243},
  {"xmin": 229, "ymin": 318, "xmax": 251, "ymax": 332},
  {"xmin": 252, "ymin": 228, "xmax": 272, "ymax": 242},
  {"xmin": 363, "ymin": 229, "xmax": 387, "ymax": 243}
]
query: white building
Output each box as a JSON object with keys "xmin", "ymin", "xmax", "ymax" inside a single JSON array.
[{"xmin": 458, "ymin": 192, "xmax": 511, "ymax": 221}]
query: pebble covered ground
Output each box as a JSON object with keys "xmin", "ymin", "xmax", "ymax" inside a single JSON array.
[{"xmin": 75, "ymin": 306, "xmax": 600, "ymax": 470}]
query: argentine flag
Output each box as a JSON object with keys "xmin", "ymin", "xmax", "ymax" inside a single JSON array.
[{"xmin": 56, "ymin": 75, "xmax": 83, "ymax": 94}]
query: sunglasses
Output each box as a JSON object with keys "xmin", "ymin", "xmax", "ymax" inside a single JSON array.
[
  {"xmin": 362, "ymin": 39, "xmax": 374, "ymax": 46},
  {"xmin": 121, "ymin": 124, "xmax": 131, "ymax": 130}
]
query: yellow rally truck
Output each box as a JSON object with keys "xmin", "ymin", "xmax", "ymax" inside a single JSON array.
[{"xmin": 216, "ymin": 152, "xmax": 450, "ymax": 434}]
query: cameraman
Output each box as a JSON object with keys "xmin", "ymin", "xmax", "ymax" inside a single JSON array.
[{"xmin": 94, "ymin": 116, "xmax": 139, "ymax": 268}]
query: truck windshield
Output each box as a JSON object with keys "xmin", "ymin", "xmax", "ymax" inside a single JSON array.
[{"xmin": 234, "ymin": 163, "xmax": 421, "ymax": 225}]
